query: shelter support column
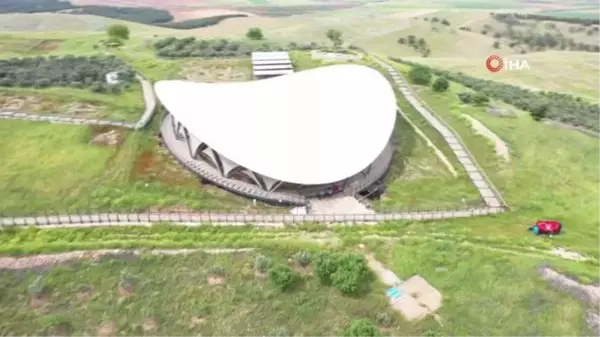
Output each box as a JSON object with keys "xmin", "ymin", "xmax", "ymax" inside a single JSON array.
[{"xmin": 183, "ymin": 128, "xmax": 193, "ymax": 158}]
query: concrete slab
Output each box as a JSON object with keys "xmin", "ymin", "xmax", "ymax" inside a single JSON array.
[
  {"xmin": 400, "ymin": 275, "xmax": 443, "ymax": 312},
  {"xmin": 391, "ymin": 295, "xmax": 429, "ymax": 322}
]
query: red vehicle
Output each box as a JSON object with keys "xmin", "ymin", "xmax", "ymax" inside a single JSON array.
[{"xmin": 529, "ymin": 220, "xmax": 562, "ymax": 235}]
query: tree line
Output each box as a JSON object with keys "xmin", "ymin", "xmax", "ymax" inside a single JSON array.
[
  {"xmin": 423, "ymin": 16, "xmax": 451, "ymax": 26},
  {"xmin": 0, "ymin": 55, "xmax": 135, "ymax": 94},
  {"xmin": 153, "ymin": 36, "xmax": 323, "ymax": 58},
  {"xmin": 491, "ymin": 12, "xmax": 600, "ymax": 26},
  {"xmin": 389, "ymin": 57, "xmax": 599, "ymax": 132},
  {"xmin": 484, "ymin": 13, "xmax": 599, "ymax": 53},
  {"xmin": 0, "ymin": 0, "xmax": 247, "ymax": 30},
  {"xmin": 397, "ymin": 35, "xmax": 431, "ymax": 57}
]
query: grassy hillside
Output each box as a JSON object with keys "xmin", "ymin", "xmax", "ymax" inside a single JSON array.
[
  {"xmin": 0, "ymin": 13, "xmax": 178, "ymax": 35},
  {"xmin": 388, "ymin": 61, "xmax": 600, "ymax": 256},
  {"xmin": 408, "ymin": 51, "xmax": 600, "ymax": 101}
]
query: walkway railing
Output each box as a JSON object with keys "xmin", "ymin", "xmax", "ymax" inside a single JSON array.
[
  {"xmin": 0, "ymin": 207, "xmax": 506, "ymax": 227},
  {"xmin": 0, "ymin": 75, "xmax": 156, "ymax": 130}
]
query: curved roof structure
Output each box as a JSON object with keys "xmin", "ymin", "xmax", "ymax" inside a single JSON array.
[{"xmin": 155, "ymin": 64, "xmax": 396, "ymax": 185}]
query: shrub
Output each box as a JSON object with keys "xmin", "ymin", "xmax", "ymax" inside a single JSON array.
[
  {"xmin": 108, "ymin": 85, "xmax": 122, "ymax": 94},
  {"xmin": 254, "ymin": 254, "xmax": 270, "ymax": 273},
  {"xmin": 473, "ymin": 92, "xmax": 490, "ymax": 106},
  {"xmin": 209, "ymin": 265, "xmax": 225, "ymax": 276},
  {"xmin": 314, "ymin": 253, "xmax": 370, "ymax": 294},
  {"xmin": 314, "ymin": 253, "xmax": 338, "ymax": 284},
  {"xmin": 268, "ymin": 264, "xmax": 296, "ymax": 291},
  {"xmin": 330, "ymin": 253, "xmax": 370, "ymax": 294},
  {"xmin": 432, "ymin": 77, "xmax": 449, "ymax": 92},
  {"xmin": 342, "ymin": 319, "xmax": 381, "ymax": 337},
  {"xmin": 89, "ymin": 82, "xmax": 106, "ymax": 93},
  {"xmin": 457, "ymin": 92, "xmax": 474, "ymax": 104},
  {"xmin": 375, "ymin": 312, "xmax": 392, "ymax": 327},
  {"xmin": 293, "ymin": 251, "xmax": 311, "ymax": 267},
  {"xmin": 34, "ymin": 78, "xmax": 51, "ymax": 88},
  {"xmin": 408, "ymin": 66, "xmax": 432, "ymax": 85},
  {"xmin": 0, "ymin": 78, "xmax": 15, "ymax": 86},
  {"xmin": 246, "ymin": 27, "xmax": 264, "ymax": 40},
  {"xmin": 269, "ymin": 326, "xmax": 289, "ymax": 337},
  {"xmin": 28, "ymin": 275, "xmax": 45, "ymax": 297},
  {"xmin": 107, "ymin": 24, "xmax": 130, "ymax": 40},
  {"xmin": 530, "ymin": 102, "xmax": 549, "ymax": 121}
]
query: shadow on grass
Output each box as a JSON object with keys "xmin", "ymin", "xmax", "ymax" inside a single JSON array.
[{"xmin": 380, "ymin": 110, "xmax": 417, "ymax": 188}]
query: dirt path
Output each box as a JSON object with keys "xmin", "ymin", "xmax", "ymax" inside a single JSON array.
[
  {"xmin": 539, "ymin": 267, "xmax": 600, "ymax": 335},
  {"xmin": 461, "ymin": 114, "xmax": 510, "ymax": 162},
  {"xmin": 0, "ymin": 248, "xmax": 254, "ymax": 270}
]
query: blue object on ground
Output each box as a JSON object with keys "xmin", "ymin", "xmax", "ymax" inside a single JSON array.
[
  {"xmin": 386, "ymin": 287, "xmax": 403, "ymax": 300},
  {"xmin": 532, "ymin": 225, "xmax": 539, "ymax": 235}
]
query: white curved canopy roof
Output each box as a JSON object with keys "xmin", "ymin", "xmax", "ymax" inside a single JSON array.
[{"xmin": 155, "ymin": 64, "xmax": 396, "ymax": 185}]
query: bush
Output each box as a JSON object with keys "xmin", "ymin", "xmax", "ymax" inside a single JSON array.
[
  {"xmin": 473, "ymin": 92, "xmax": 490, "ymax": 106},
  {"xmin": 458, "ymin": 91, "xmax": 489, "ymax": 106},
  {"xmin": 457, "ymin": 92, "xmax": 473, "ymax": 104},
  {"xmin": 246, "ymin": 27, "xmax": 264, "ymax": 40},
  {"xmin": 530, "ymin": 102, "xmax": 549, "ymax": 121},
  {"xmin": 342, "ymin": 319, "xmax": 381, "ymax": 337},
  {"xmin": 268, "ymin": 326, "xmax": 289, "ymax": 337},
  {"xmin": 108, "ymin": 85, "xmax": 122, "ymax": 94},
  {"xmin": 375, "ymin": 312, "xmax": 392, "ymax": 327},
  {"xmin": 107, "ymin": 24, "xmax": 130, "ymax": 40},
  {"xmin": 28, "ymin": 275, "xmax": 45, "ymax": 297},
  {"xmin": 432, "ymin": 77, "xmax": 449, "ymax": 92},
  {"xmin": 268, "ymin": 264, "xmax": 296, "ymax": 291},
  {"xmin": 89, "ymin": 82, "xmax": 106, "ymax": 93},
  {"xmin": 254, "ymin": 254, "xmax": 270, "ymax": 273},
  {"xmin": 209, "ymin": 265, "xmax": 225, "ymax": 276},
  {"xmin": 34, "ymin": 78, "xmax": 51, "ymax": 88},
  {"xmin": 408, "ymin": 66, "xmax": 432, "ymax": 85},
  {"xmin": 314, "ymin": 253, "xmax": 339, "ymax": 285},
  {"xmin": 314, "ymin": 253, "xmax": 370, "ymax": 294},
  {"xmin": 330, "ymin": 254, "xmax": 370, "ymax": 294},
  {"xmin": 0, "ymin": 78, "xmax": 14, "ymax": 87},
  {"xmin": 293, "ymin": 251, "xmax": 311, "ymax": 267}
]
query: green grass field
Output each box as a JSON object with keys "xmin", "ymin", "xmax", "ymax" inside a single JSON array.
[
  {"xmin": 387, "ymin": 60, "xmax": 599, "ymax": 257},
  {"xmin": 0, "ymin": 249, "xmax": 411, "ymax": 336},
  {"xmin": 0, "ymin": 85, "xmax": 145, "ymax": 122},
  {"xmin": 0, "ymin": 8, "xmax": 598, "ymax": 335},
  {"xmin": 372, "ymin": 239, "xmax": 594, "ymax": 336},
  {"xmin": 0, "ymin": 228, "xmax": 596, "ymax": 336},
  {"xmin": 0, "ymin": 121, "xmax": 270, "ymax": 216}
]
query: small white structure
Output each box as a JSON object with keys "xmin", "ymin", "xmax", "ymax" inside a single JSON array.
[
  {"xmin": 105, "ymin": 71, "xmax": 122, "ymax": 85},
  {"xmin": 251, "ymin": 51, "xmax": 294, "ymax": 80}
]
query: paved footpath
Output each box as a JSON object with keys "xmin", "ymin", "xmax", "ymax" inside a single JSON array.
[
  {"xmin": 370, "ymin": 56, "xmax": 505, "ymax": 208},
  {"xmin": 0, "ymin": 208, "xmax": 505, "ymax": 227}
]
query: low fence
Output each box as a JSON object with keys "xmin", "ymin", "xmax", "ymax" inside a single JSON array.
[
  {"xmin": 0, "ymin": 74, "xmax": 156, "ymax": 131},
  {"xmin": 0, "ymin": 207, "xmax": 507, "ymax": 227}
]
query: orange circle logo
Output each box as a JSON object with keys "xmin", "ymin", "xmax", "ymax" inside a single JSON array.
[{"xmin": 486, "ymin": 55, "xmax": 503, "ymax": 72}]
